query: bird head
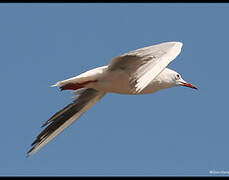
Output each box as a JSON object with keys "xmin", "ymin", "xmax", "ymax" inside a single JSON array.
[
  {"xmin": 159, "ymin": 68, "xmax": 198, "ymax": 90},
  {"xmin": 173, "ymin": 72, "xmax": 198, "ymax": 90}
]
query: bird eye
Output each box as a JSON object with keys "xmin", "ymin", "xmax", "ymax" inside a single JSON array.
[{"xmin": 176, "ymin": 74, "xmax": 180, "ymax": 79}]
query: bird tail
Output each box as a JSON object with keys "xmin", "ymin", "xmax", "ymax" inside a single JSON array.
[{"xmin": 51, "ymin": 66, "xmax": 107, "ymax": 91}]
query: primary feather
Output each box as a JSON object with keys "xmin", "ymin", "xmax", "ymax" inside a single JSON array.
[{"xmin": 27, "ymin": 88, "xmax": 106, "ymax": 156}]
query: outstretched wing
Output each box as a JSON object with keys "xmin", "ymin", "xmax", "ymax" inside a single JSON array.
[
  {"xmin": 27, "ymin": 88, "xmax": 106, "ymax": 156},
  {"xmin": 108, "ymin": 42, "xmax": 183, "ymax": 93}
]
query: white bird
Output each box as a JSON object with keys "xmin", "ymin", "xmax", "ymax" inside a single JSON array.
[{"xmin": 27, "ymin": 41, "xmax": 197, "ymax": 156}]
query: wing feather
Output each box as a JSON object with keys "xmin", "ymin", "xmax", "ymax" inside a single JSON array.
[
  {"xmin": 27, "ymin": 88, "xmax": 106, "ymax": 156},
  {"xmin": 108, "ymin": 42, "xmax": 183, "ymax": 93}
]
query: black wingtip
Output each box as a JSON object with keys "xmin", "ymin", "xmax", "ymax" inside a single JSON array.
[
  {"xmin": 31, "ymin": 139, "xmax": 39, "ymax": 146},
  {"xmin": 41, "ymin": 122, "xmax": 48, "ymax": 128},
  {"xmin": 26, "ymin": 148, "xmax": 33, "ymax": 158}
]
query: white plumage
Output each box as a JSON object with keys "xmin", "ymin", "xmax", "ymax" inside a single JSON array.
[{"xmin": 27, "ymin": 41, "xmax": 197, "ymax": 156}]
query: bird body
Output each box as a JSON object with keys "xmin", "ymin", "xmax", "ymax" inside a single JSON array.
[
  {"xmin": 56, "ymin": 66, "xmax": 179, "ymax": 95},
  {"xmin": 27, "ymin": 41, "xmax": 197, "ymax": 156}
]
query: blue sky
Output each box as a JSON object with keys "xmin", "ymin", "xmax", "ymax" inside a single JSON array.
[{"xmin": 1, "ymin": 3, "xmax": 229, "ymax": 176}]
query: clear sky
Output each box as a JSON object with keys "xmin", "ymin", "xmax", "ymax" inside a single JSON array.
[{"xmin": 1, "ymin": 3, "xmax": 229, "ymax": 176}]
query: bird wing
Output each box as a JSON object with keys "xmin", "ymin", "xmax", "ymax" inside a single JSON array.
[
  {"xmin": 27, "ymin": 88, "xmax": 106, "ymax": 156},
  {"xmin": 108, "ymin": 42, "xmax": 183, "ymax": 93}
]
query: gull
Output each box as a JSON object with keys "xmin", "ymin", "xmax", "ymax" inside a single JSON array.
[{"xmin": 27, "ymin": 41, "xmax": 197, "ymax": 156}]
